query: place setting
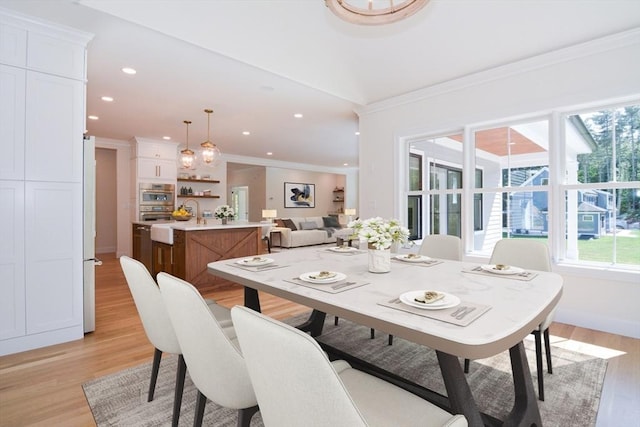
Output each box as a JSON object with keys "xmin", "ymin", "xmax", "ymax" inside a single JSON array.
[
  {"xmin": 462, "ymin": 263, "xmax": 538, "ymax": 281},
  {"xmin": 230, "ymin": 256, "xmax": 289, "ymax": 272},
  {"xmin": 392, "ymin": 253, "xmax": 443, "ymax": 267},
  {"xmin": 323, "ymin": 245, "xmax": 363, "ymax": 255},
  {"xmin": 284, "ymin": 270, "xmax": 369, "ymax": 293},
  {"xmin": 378, "ymin": 289, "xmax": 491, "ymax": 326}
]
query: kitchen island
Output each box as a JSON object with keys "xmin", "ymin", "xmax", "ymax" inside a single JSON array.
[{"xmin": 135, "ymin": 220, "xmax": 266, "ymax": 287}]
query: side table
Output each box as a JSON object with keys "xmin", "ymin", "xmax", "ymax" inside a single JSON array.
[{"xmin": 270, "ymin": 230, "xmax": 282, "ymax": 248}]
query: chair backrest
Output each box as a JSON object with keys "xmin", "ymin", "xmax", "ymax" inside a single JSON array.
[
  {"xmin": 418, "ymin": 234, "xmax": 463, "ymax": 261},
  {"xmin": 119, "ymin": 255, "xmax": 180, "ymax": 354},
  {"xmin": 157, "ymin": 273, "xmax": 256, "ymax": 410},
  {"xmin": 231, "ymin": 305, "xmax": 368, "ymax": 427},
  {"xmin": 490, "ymin": 239, "xmax": 551, "ymax": 272}
]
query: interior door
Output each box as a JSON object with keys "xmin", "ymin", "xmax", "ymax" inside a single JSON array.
[
  {"xmin": 83, "ymin": 135, "xmax": 98, "ymax": 333},
  {"xmin": 231, "ymin": 186, "xmax": 249, "ymax": 221}
]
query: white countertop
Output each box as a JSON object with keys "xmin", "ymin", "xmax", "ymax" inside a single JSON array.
[{"xmin": 148, "ymin": 220, "xmax": 267, "ymax": 244}]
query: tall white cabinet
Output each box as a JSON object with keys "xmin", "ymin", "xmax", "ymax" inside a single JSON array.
[{"xmin": 0, "ymin": 10, "xmax": 92, "ymax": 355}]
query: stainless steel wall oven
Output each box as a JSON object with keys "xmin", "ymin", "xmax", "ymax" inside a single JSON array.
[{"xmin": 139, "ymin": 183, "xmax": 175, "ymax": 221}]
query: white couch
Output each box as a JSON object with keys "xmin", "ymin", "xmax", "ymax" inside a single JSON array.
[{"xmin": 271, "ymin": 216, "xmax": 350, "ymax": 248}]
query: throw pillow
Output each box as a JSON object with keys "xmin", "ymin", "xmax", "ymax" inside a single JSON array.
[
  {"xmin": 322, "ymin": 216, "xmax": 341, "ymax": 228},
  {"xmin": 299, "ymin": 221, "xmax": 317, "ymax": 230},
  {"xmin": 275, "ymin": 219, "xmax": 286, "ymax": 228},
  {"xmin": 282, "ymin": 218, "xmax": 297, "ymax": 231}
]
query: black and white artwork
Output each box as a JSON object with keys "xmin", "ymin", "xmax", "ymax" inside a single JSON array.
[{"xmin": 284, "ymin": 182, "xmax": 315, "ymax": 208}]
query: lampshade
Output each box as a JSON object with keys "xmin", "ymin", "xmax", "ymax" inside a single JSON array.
[
  {"xmin": 262, "ymin": 209, "xmax": 277, "ymax": 219},
  {"xmin": 200, "ymin": 109, "xmax": 221, "ymax": 167},
  {"xmin": 344, "ymin": 208, "xmax": 357, "ymax": 216},
  {"xmin": 179, "ymin": 120, "xmax": 196, "ymax": 170}
]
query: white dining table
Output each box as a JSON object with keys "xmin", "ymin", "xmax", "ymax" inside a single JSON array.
[{"xmin": 208, "ymin": 246, "xmax": 563, "ymax": 427}]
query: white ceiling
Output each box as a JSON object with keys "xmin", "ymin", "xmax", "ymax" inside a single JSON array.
[{"xmin": 2, "ymin": 0, "xmax": 639, "ymax": 169}]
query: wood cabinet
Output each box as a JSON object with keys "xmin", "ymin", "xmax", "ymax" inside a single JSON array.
[
  {"xmin": 172, "ymin": 226, "xmax": 261, "ymax": 287},
  {"xmin": 152, "ymin": 241, "xmax": 174, "ymax": 276},
  {"xmin": 0, "ymin": 10, "xmax": 92, "ymax": 356},
  {"xmin": 132, "ymin": 224, "xmax": 152, "ymax": 274}
]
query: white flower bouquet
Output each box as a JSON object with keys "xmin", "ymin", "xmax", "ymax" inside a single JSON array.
[
  {"xmin": 214, "ymin": 205, "xmax": 235, "ymax": 219},
  {"xmin": 348, "ymin": 216, "xmax": 410, "ymax": 250}
]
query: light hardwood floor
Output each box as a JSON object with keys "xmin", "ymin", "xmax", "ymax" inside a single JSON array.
[{"xmin": 0, "ymin": 253, "xmax": 637, "ymax": 426}]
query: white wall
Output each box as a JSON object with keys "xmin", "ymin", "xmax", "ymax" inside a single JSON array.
[{"xmin": 356, "ymin": 29, "xmax": 640, "ymax": 338}]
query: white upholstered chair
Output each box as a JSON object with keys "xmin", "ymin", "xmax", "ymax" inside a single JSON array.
[
  {"xmin": 231, "ymin": 305, "xmax": 468, "ymax": 427},
  {"xmin": 418, "ymin": 234, "xmax": 463, "ymax": 261},
  {"xmin": 119, "ymin": 256, "xmax": 233, "ymax": 427},
  {"xmin": 157, "ymin": 273, "xmax": 258, "ymax": 427},
  {"xmin": 464, "ymin": 239, "xmax": 554, "ymax": 401}
]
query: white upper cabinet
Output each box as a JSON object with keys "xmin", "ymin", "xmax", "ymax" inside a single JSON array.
[
  {"xmin": 25, "ymin": 71, "xmax": 84, "ymax": 183},
  {"xmin": 0, "ymin": 64, "xmax": 26, "ymax": 180},
  {"xmin": 136, "ymin": 140, "xmax": 178, "ymax": 160},
  {"xmin": 133, "ymin": 138, "xmax": 178, "ymax": 182},
  {"xmin": 27, "ymin": 31, "xmax": 86, "ymax": 80},
  {"xmin": 0, "ymin": 23, "xmax": 27, "ymax": 67}
]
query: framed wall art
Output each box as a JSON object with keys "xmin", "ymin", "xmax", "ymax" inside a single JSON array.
[{"xmin": 284, "ymin": 182, "xmax": 315, "ymax": 208}]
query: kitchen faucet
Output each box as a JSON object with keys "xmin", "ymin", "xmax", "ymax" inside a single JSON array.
[{"xmin": 182, "ymin": 198, "xmax": 200, "ymax": 223}]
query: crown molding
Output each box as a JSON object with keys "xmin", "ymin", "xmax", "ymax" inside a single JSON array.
[{"xmin": 357, "ymin": 27, "xmax": 640, "ymax": 116}]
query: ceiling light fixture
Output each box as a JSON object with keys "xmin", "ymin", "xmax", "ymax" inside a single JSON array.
[
  {"xmin": 88, "ymin": 115, "xmax": 98, "ymax": 120},
  {"xmin": 200, "ymin": 109, "xmax": 221, "ymax": 168},
  {"xmin": 294, "ymin": 113, "xmax": 303, "ymax": 118},
  {"xmin": 325, "ymin": 0, "xmax": 429, "ymax": 25},
  {"xmin": 179, "ymin": 120, "xmax": 196, "ymax": 170},
  {"xmin": 121, "ymin": 67, "xmax": 137, "ymax": 75},
  {"xmin": 101, "ymin": 96, "xmax": 113, "ymax": 102}
]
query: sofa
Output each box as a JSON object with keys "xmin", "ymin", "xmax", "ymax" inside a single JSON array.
[{"xmin": 271, "ymin": 216, "xmax": 352, "ymax": 248}]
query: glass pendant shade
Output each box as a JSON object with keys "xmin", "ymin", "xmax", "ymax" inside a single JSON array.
[
  {"xmin": 200, "ymin": 109, "xmax": 221, "ymax": 167},
  {"xmin": 180, "ymin": 120, "xmax": 197, "ymax": 170}
]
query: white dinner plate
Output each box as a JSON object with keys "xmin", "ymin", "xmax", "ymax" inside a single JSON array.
[
  {"xmin": 480, "ymin": 264, "xmax": 524, "ymax": 275},
  {"xmin": 237, "ymin": 257, "xmax": 274, "ymax": 267},
  {"xmin": 328, "ymin": 246, "xmax": 358, "ymax": 253},
  {"xmin": 399, "ymin": 290, "xmax": 460, "ymax": 310},
  {"xmin": 394, "ymin": 254, "xmax": 431, "ymax": 263},
  {"xmin": 299, "ymin": 271, "xmax": 347, "ymax": 284}
]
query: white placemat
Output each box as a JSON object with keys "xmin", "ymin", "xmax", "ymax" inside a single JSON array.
[
  {"xmin": 378, "ymin": 297, "xmax": 491, "ymax": 326},
  {"xmin": 462, "ymin": 265, "xmax": 538, "ymax": 281}
]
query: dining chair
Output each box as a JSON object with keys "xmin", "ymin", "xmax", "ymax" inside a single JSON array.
[
  {"xmin": 464, "ymin": 239, "xmax": 554, "ymax": 401},
  {"xmin": 157, "ymin": 272, "xmax": 259, "ymax": 427},
  {"xmin": 418, "ymin": 234, "xmax": 463, "ymax": 261},
  {"xmin": 119, "ymin": 256, "xmax": 233, "ymax": 427},
  {"xmin": 230, "ymin": 305, "xmax": 468, "ymax": 427}
]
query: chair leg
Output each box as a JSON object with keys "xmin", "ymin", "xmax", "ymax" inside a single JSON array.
[
  {"xmin": 334, "ymin": 316, "xmax": 339, "ymax": 326},
  {"xmin": 463, "ymin": 358, "xmax": 470, "ymax": 374},
  {"xmin": 388, "ymin": 334, "xmax": 394, "ymax": 345},
  {"xmin": 148, "ymin": 348, "xmax": 162, "ymax": 402},
  {"xmin": 172, "ymin": 354, "xmax": 187, "ymax": 427},
  {"xmin": 544, "ymin": 328, "xmax": 553, "ymax": 374},
  {"xmin": 533, "ymin": 330, "xmax": 545, "ymax": 401},
  {"xmin": 370, "ymin": 328, "xmax": 375, "ymax": 339},
  {"xmin": 193, "ymin": 391, "xmax": 207, "ymax": 427},
  {"xmin": 237, "ymin": 405, "xmax": 259, "ymax": 427}
]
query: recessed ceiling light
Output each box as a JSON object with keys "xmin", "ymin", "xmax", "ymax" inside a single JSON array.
[
  {"xmin": 162, "ymin": 136, "xmax": 171, "ymax": 140},
  {"xmin": 266, "ymin": 152, "xmax": 273, "ymax": 156},
  {"xmin": 242, "ymin": 131, "xmax": 251, "ymax": 135},
  {"xmin": 343, "ymin": 163, "xmax": 349, "ymax": 166},
  {"xmin": 293, "ymin": 113, "xmax": 303, "ymax": 119},
  {"xmin": 355, "ymin": 131, "xmax": 360, "ymax": 136},
  {"xmin": 88, "ymin": 115, "xmax": 99, "ymax": 120},
  {"xmin": 101, "ymin": 96, "xmax": 114, "ymax": 102},
  {"xmin": 121, "ymin": 67, "xmax": 137, "ymax": 75},
  {"xmin": 260, "ymin": 85, "xmax": 274, "ymax": 91}
]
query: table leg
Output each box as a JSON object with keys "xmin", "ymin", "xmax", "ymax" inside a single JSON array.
[
  {"xmin": 244, "ymin": 287, "xmax": 261, "ymax": 312},
  {"xmin": 296, "ymin": 309, "xmax": 326, "ymax": 337},
  {"xmin": 502, "ymin": 341, "xmax": 543, "ymax": 427},
  {"xmin": 436, "ymin": 351, "xmax": 484, "ymax": 426}
]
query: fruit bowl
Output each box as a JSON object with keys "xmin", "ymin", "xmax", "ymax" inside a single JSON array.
[{"xmin": 172, "ymin": 213, "xmax": 192, "ymax": 221}]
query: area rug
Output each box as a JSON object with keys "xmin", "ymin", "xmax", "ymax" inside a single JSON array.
[{"xmin": 83, "ymin": 314, "xmax": 607, "ymax": 427}]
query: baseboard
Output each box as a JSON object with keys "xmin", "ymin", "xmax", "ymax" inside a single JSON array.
[{"xmin": 555, "ymin": 307, "xmax": 640, "ymax": 339}]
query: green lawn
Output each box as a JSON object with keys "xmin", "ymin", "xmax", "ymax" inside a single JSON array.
[
  {"xmin": 503, "ymin": 230, "xmax": 640, "ymax": 265},
  {"xmin": 577, "ymin": 230, "xmax": 640, "ymax": 264}
]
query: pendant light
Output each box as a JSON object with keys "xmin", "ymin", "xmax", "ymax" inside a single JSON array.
[
  {"xmin": 179, "ymin": 120, "xmax": 196, "ymax": 169},
  {"xmin": 200, "ymin": 109, "xmax": 221, "ymax": 167}
]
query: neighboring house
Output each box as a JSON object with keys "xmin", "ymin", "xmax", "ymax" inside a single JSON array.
[{"xmin": 509, "ymin": 168, "xmax": 614, "ymax": 238}]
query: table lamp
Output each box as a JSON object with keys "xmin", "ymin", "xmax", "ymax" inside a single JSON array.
[
  {"xmin": 344, "ymin": 208, "xmax": 356, "ymax": 223},
  {"xmin": 262, "ymin": 209, "xmax": 277, "ymax": 223}
]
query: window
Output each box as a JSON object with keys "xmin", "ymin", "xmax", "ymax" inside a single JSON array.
[{"xmin": 562, "ymin": 104, "xmax": 640, "ymax": 266}]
